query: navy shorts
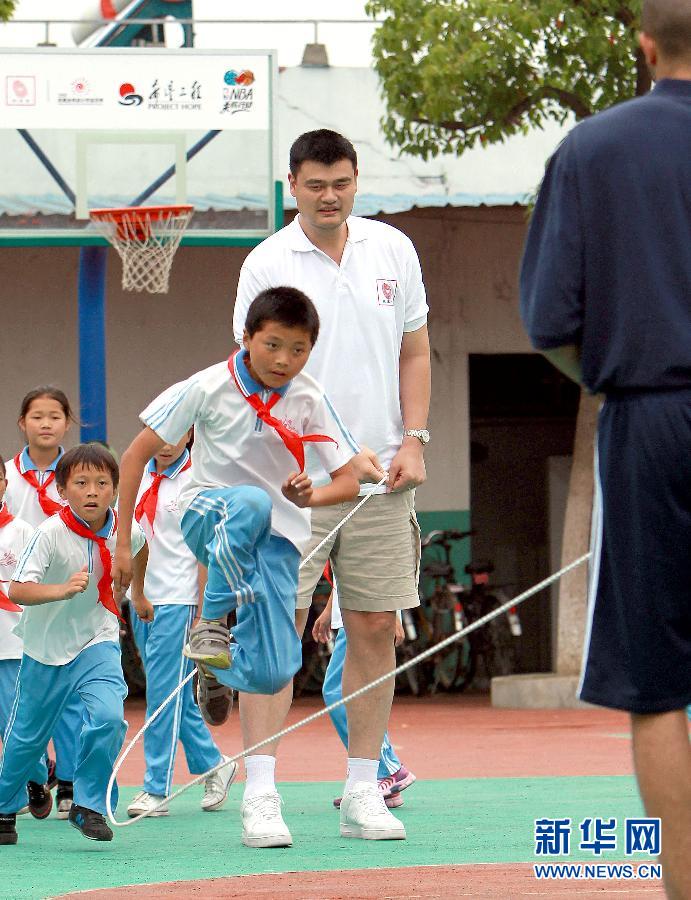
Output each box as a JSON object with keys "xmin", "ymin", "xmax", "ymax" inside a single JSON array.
[{"xmin": 579, "ymin": 388, "xmax": 691, "ymax": 714}]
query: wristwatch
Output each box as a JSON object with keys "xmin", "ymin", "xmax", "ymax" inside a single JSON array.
[{"xmin": 404, "ymin": 428, "xmax": 430, "ymax": 445}]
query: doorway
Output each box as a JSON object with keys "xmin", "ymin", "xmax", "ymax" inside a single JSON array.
[{"xmin": 468, "ymin": 353, "xmax": 580, "ymax": 672}]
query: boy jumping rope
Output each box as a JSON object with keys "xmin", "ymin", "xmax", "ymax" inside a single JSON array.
[
  {"xmin": 114, "ymin": 287, "xmax": 365, "ymax": 847},
  {"xmin": 0, "ymin": 444, "xmax": 147, "ymax": 845}
]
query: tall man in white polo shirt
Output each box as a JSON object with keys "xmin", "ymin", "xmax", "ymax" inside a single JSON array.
[{"xmin": 233, "ymin": 130, "xmax": 430, "ymax": 840}]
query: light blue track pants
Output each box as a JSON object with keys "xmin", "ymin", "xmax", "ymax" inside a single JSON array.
[
  {"xmin": 181, "ymin": 486, "xmax": 302, "ymax": 695},
  {"xmin": 52, "ymin": 697, "xmax": 81, "ymax": 782},
  {"xmin": 130, "ymin": 603, "xmax": 222, "ymax": 796},
  {"xmin": 0, "ymin": 659, "xmax": 45, "ymax": 785},
  {"xmin": 322, "ymin": 628, "xmax": 401, "ymax": 779},
  {"xmin": 0, "ymin": 659, "xmax": 80, "ymax": 786},
  {"xmin": 0, "ymin": 641, "xmax": 127, "ymax": 815}
]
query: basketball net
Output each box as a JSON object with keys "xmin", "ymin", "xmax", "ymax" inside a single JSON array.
[{"xmin": 90, "ymin": 204, "xmax": 193, "ymax": 294}]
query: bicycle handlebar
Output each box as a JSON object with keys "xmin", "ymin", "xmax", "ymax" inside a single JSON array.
[{"xmin": 421, "ymin": 528, "xmax": 475, "ymax": 548}]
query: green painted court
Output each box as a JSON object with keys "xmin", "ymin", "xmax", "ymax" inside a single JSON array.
[
  {"xmin": 7, "ymin": 777, "xmax": 647, "ymax": 899},
  {"xmin": 2, "ymin": 697, "xmax": 669, "ymax": 899}
]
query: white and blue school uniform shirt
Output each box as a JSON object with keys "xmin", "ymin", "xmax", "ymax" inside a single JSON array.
[
  {"xmin": 4, "ymin": 447, "xmax": 65, "ymax": 529},
  {"xmin": 132, "ymin": 450, "xmax": 197, "ymax": 605},
  {"xmin": 0, "ymin": 508, "xmax": 34, "ymax": 661},
  {"xmin": 233, "ymin": 214, "xmax": 428, "ymax": 492},
  {"xmin": 139, "ymin": 352, "xmax": 358, "ymax": 555},
  {"xmin": 12, "ymin": 508, "xmax": 146, "ymax": 665}
]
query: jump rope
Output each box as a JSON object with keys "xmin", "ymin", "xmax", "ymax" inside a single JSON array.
[{"xmin": 107, "ymin": 472, "xmax": 591, "ymax": 827}]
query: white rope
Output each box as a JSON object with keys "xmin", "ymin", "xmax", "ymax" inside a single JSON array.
[
  {"xmin": 107, "ymin": 474, "xmax": 388, "ymax": 825},
  {"xmin": 107, "ymin": 495, "xmax": 590, "ymax": 827}
]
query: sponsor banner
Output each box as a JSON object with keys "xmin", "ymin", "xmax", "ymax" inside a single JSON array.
[{"xmin": 0, "ymin": 50, "xmax": 270, "ymax": 130}]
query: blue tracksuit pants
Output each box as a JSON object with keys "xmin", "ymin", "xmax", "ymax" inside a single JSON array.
[
  {"xmin": 130, "ymin": 603, "xmax": 221, "ymax": 796},
  {"xmin": 322, "ymin": 628, "xmax": 401, "ymax": 779},
  {"xmin": 52, "ymin": 694, "xmax": 82, "ymax": 782},
  {"xmin": 0, "ymin": 659, "xmax": 46, "ymax": 785},
  {"xmin": 0, "ymin": 641, "xmax": 127, "ymax": 815},
  {"xmin": 0, "ymin": 659, "xmax": 81, "ymax": 786},
  {"xmin": 181, "ymin": 486, "xmax": 302, "ymax": 695}
]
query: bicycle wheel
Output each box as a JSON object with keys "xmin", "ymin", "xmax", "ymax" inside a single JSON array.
[
  {"xmin": 481, "ymin": 595, "xmax": 518, "ymax": 678},
  {"xmin": 395, "ymin": 640, "xmax": 427, "ymax": 696}
]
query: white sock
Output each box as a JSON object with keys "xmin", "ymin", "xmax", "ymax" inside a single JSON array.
[
  {"xmin": 344, "ymin": 757, "xmax": 379, "ymax": 794},
  {"xmin": 243, "ymin": 754, "xmax": 276, "ymax": 801}
]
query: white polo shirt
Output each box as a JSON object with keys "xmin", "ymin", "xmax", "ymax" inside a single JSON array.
[
  {"xmin": 4, "ymin": 447, "xmax": 65, "ymax": 528},
  {"xmin": 0, "ymin": 507, "xmax": 34, "ymax": 660},
  {"xmin": 140, "ymin": 351, "xmax": 358, "ymax": 554},
  {"xmin": 233, "ymin": 215, "xmax": 428, "ymax": 490},
  {"xmin": 131, "ymin": 449, "xmax": 198, "ymax": 605},
  {"xmin": 12, "ymin": 508, "xmax": 146, "ymax": 666}
]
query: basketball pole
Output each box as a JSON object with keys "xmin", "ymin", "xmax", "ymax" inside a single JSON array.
[{"xmin": 77, "ymin": 246, "xmax": 108, "ymax": 443}]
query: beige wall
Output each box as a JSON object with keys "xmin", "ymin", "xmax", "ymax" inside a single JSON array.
[{"xmin": 0, "ymin": 206, "xmax": 532, "ymax": 514}]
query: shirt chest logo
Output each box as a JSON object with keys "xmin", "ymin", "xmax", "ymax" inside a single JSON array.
[
  {"xmin": 0, "ymin": 550, "xmax": 17, "ymax": 568},
  {"xmin": 376, "ymin": 278, "xmax": 397, "ymax": 306}
]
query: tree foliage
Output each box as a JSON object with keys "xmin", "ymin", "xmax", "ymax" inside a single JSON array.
[
  {"xmin": 366, "ymin": 0, "xmax": 646, "ymax": 158},
  {"xmin": 0, "ymin": 1, "xmax": 17, "ymax": 23}
]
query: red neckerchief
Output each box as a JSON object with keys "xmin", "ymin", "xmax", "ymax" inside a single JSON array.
[
  {"xmin": 0, "ymin": 503, "xmax": 14, "ymax": 529},
  {"xmin": 0, "ymin": 503, "xmax": 21, "ymax": 612},
  {"xmin": 228, "ymin": 352, "xmax": 336, "ymax": 471},
  {"xmin": 58, "ymin": 506, "xmax": 123, "ymax": 622},
  {"xmin": 0, "ymin": 586, "xmax": 20, "ymax": 613},
  {"xmin": 135, "ymin": 455, "xmax": 191, "ymax": 534},
  {"xmin": 323, "ymin": 560, "xmax": 333, "ymax": 587},
  {"xmin": 13, "ymin": 452, "xmax": 63, "ymax": 517}
]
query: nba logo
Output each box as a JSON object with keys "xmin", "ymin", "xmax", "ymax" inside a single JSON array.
[{"xmin": 376, "ymin": 279, "xmax": 397, "ymax": 306}]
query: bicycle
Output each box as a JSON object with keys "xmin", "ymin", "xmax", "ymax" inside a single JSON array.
[
  {"xmin": 395, "ymin": 529, "xmax": 473, "ymax": 695},
  {"xmin": 398, "ymin": 529, "xmax": 522, "ymax": 694},
  {"xmin": 460, "ymin": 560, "xmax": 522, "ymax": 691}
]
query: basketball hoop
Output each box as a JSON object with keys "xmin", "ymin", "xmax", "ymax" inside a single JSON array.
[{"xmin": 89, "ymin": 204, "xmax": 193, "ymax": 294}]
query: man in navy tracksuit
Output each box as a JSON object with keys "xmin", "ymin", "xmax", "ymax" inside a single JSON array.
[{"xmin": 520, "ymin": 3, "xmax": 690, "ymax": 897}]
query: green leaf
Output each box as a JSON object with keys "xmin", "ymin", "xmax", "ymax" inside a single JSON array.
[{"xmin": 367, "ymin": 0, "xmax": 643, "ymax": 159}]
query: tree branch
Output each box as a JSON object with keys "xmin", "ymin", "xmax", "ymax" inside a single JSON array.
[
  {"xmin": 569, "ymin": 0, "xmax": 636, "ymax": 28},
  {"xmin": 415, "ymin": 85, "xmax": 592, "ymax": 133},
  {"xmin": 614, "ymin": 6, "xmax": 636, "ymax": 27}
]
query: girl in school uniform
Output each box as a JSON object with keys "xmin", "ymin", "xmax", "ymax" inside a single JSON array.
[
  {"xmin": 126, "ymin": 431, "xmax": 236, "ymax": 818},
  {"xmin": 3, "ymin": 387, "xmax": 82, "ymax": 819}
]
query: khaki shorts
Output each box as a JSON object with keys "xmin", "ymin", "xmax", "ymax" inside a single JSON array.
[{"xmin": 297, "ymin": 489, "xmax": 421, "ymax": 613}]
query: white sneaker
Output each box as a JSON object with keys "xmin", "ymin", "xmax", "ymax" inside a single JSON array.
[
  {"xmin": 339, "ymin": 781, "xmax": 407, "ymax": 840},
  {"xmin": 201, "ymin": 756, "xmax": 238, "ymax": 812},
  {"xmin": 127, "ymin": 790, "xmax": 169, "ymax": 818},
  {"xmin": 241, "ymin": 790, "xmax": 293, "ymax": 848}
]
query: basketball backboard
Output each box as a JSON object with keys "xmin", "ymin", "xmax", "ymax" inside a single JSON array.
[{"xmin": 0, "ymin": 47, "xmax": 279, "ymax": 246}]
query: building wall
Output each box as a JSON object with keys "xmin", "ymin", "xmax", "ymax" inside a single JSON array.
[{"xmin": 0, "ymin": 205, "xmax": 532, "ymax": 514}]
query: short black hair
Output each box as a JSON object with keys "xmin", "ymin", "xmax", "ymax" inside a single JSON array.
[
  {"xmin": 0, "ymin": 454, "xmax": 5, "ymax": 479},
  {"xmin": 56, "ymin": 444, "xmax": 119, "ymax": 490},
  {"xmin": 244, "ymin": 286, "xmax": 320, "ymax": 346},
  {"xmin": 289, "ymin": 129, "xmax": 357, "ymax": 177},
  {"xmin": 642, "ymin": 0, "xmax": 691, "ymax": 62}
]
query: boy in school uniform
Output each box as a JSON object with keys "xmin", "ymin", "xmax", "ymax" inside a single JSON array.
[
  {"xmin": 0, "ymin": 444, "xmax": 147, "ymax": 845},
  {"xmin": 114, "ymin": 286, "xmax": 368, "ymax": 847}
]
